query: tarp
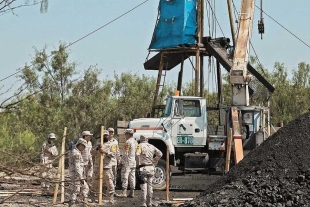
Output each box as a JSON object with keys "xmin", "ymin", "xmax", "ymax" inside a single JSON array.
[{"xmin": 149, "ymin": 0, "xmax": 197, "ymax": 50}]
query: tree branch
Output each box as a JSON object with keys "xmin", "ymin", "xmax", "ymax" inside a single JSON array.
[{"xmin": 0, "ymin": 0, "xmax": 44, "ymax": 15}]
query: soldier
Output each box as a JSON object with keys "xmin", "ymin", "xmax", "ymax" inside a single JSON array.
[
  {"xmin": 136, "ymin": 134, "xmax": 163, "ymax": 207},
  {"xmin": 107, "ymin": 127, "xmax": 120, "ymax": 186},
  {"xmin": 69, "ymin": 138, "xmax": 89, "ymax": 206},
  {"xmin": 118, "ymin": 129, "xmax": 138, "ymax": 197},
  {"xmin": 91, "ymin": 130, "xmax": 116, "ymax": 203},
  {"xmin": 81, "ymin": 131, "xmax": 93, "ymax": 190},
  {"xmin": 40, "ymin": 133, "xmax": 59, "ymax": 190}
]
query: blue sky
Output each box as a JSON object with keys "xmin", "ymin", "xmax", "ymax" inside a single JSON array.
[{"xmin": 1, "ymin": 0, "xmax": 310, "ymax": 99}]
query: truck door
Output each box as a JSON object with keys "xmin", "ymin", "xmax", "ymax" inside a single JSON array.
[{"xmin": 171, "ymin": 99, "xmax": 206, "ymax": 146}]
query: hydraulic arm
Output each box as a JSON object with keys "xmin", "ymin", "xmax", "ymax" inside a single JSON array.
[
  {"xmin": 230, "ymin": 0, "xmax": 255, "ymax": 106},
  {"xmin": 229, "ymin": 0, "xmax": 255, "ymax": 163}
]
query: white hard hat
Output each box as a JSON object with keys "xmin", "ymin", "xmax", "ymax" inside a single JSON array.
[{"xmin": 48, "ymin": 133, "xmax": 56, "ymax": 139}]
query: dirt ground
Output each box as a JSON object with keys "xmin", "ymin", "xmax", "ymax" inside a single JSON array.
[
  {"xmin": 0, "ymin": 190, "xmax": 199, "ymax": 207},
  {"xmin": 0, "ymin": 171, "xmax": 219, "ymax": 207}
]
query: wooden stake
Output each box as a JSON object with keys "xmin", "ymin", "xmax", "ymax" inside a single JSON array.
[
  {"xmin": 53, "ymin": 127, "xmax": 67, "ymax": 204},
  {"xmin": 98, "ymin": 126, "xmax": 104, "ymax": 204},
  {"xmin": 53, "ymin": 155, "xmax": 62, "ymax": 204},
  {"xmin": 225, "ymin": 128, "xmax": 233, "ymax": 173},
  {"xmin": 61, "ymin": 127, "xmax": 67, "ymax": 203},
  {"xmin": 166, "ymin": 146, "xmax": 170, "ymax": 201}
]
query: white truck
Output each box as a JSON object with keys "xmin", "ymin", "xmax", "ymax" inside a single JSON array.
[{"xmin": 129, "ymin": 95, "xmax": 266, "ymax": 190}]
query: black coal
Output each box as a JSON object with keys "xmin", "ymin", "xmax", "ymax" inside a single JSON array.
[{"xmin": 171, "ymin": 112, "xmax": 310, "ymax": 207}]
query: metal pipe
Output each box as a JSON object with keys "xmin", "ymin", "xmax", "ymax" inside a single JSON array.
[
  {"xmin": 227, "ymin": 0, "xmax": 236, "ymax": 46},
  {"xmin": 195, "ymin": 0, "xmax": 202, "ymax": 96},
  {"xmin": 199, "ymin": 0, "xmax": 204, "ymax": 97},
  {"xmin": 166, "ymin": 146, "xmax": 170, "ymax": 201},
  {"xmin": 267, "ymin": 100, "xmax": 270, "ymax": 136}
]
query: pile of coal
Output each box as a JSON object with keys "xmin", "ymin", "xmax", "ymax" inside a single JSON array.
[{"xmin": 177, "ymin": 112, "xmax": 310, "ymax": 207}]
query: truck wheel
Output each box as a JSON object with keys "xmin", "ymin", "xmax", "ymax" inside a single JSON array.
[{"xmin": 153, "ymin": 159, "xmax": 170, "ymax": 191}]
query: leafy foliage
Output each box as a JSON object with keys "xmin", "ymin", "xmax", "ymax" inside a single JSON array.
[{"xmin": 0, "ymin": 44, "xmax": 309, "ymax": 165}]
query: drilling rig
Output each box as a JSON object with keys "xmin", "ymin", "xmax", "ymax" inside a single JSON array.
[{"xmin": 129, "ymin": 0, "xmax": 274, "ymax": 190}]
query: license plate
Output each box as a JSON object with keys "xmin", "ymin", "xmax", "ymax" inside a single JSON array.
[{"xmin": 177, "ymin": 136, "xmax": 194, "ymax": 145}]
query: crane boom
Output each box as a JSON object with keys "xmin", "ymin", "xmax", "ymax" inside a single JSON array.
[{"xmin": 230, "ymin": 0, "xmax": 255, "ymax": 106}]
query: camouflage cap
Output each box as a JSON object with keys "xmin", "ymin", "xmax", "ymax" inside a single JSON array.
[
  {"xmin": 77, "ymin": 138, "xmax": 87, "ymax": 146},
  {"xmin": 124, "ymin": 129, "xmax": 134, "ymax": 134},
  {"xmin": 140, "ymin": 134, "xmax": 148, "ymax": 142},
  {"xmin": 108, "ymin": 128, "xmax": 114, "ymax": 132},
  {"xmin": 82, "ymin": 131, "xmax": 93, "ymax": 136},
  {"xmin": 48, "ymin": 133, "xmax": 56, "ymax": 139}
]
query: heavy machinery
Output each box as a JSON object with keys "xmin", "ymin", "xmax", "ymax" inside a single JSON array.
[{"xmin": 129, "ymin": 0, "xmax": 274, "ymax": 190}]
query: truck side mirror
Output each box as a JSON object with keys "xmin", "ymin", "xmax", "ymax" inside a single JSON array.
[{"xmin": 174, "ymin": 99, "xmax": 183, "ymax": 117}]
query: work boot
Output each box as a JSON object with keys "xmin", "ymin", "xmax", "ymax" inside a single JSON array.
[
  {"xmin": 140, "ymin": 203, "xmax": 147, "ymax": 207},
  {"xmin": 68, "ymin": 200, "xmax": 76, "ymax": 207},
  {"xmin": 117, "ymin": 188, "xmax": 127, "ymax": 197},
  {"xmin": 128, "ymin": 189, "xmax": 135, "ymax": 198},
  {"xmin": 83, "ymin": 197, "xmax": 88, "ymax": 207},
  {"xmin": 147, "ymin": 197, "xmax": 157, "ymax": 207},
  {"xmin": 109, "ymin": 193, "xmax": 115, "ymax": 204}
]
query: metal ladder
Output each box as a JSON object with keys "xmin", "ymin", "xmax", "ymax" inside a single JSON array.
[{"xmin": 152, "ymin": 52, "xmax": 168, "ymax": 110}]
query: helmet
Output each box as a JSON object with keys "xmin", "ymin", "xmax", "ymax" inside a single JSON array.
[
  {"xmin": 140, "ymin": 134, "xmax": 148, "ymax": 142},
  {"xmin": 82, "ymin": 131, "xmax": 93, "ymax": 136},
  {"xmin": 48, "ymin": 133, "xmax": 56, "ymax": 139},
  {"xmin": 76, "ymin": 138, "xmax": 87, "ymax": 147},
  {"xmin": 124, "ymin": 129, "xmax": 134, "ymax": 134},
  {"xmin": 108, "ymin": 128, "xmax": 114, "ymax": 132},
  {"xmin": 104, "ymin": 130, "xmax": 109, "ymax": 135}
]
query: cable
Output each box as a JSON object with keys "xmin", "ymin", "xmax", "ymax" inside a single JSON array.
[
  {"xmin": 255, "ymin": 4, "xmax": 310, "ymax": 50},
  {"xmin": 0, "ymin": 0, "xmax": 149, "ymax": 82},
  {"xmin": 249, "ymin": 41, "xmax": 267, "ymax": 76},
  {"xmin": 205, "ymin": 0, "xmax": 225, "ymax": 37},
  {"xmin": 231, "ymin": 0, "xmax": 238, "ymax": 22}
]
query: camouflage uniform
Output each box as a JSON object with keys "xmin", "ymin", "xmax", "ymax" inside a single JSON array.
[
  {"xmin": 40, "ymin": 133, "xmax": 59, "ymax": 190},
  {"xmin": 91, "ymin": 130, "xmax": 115, "ymax": 203},
  {"xmin": 81, "ymin": 131, "xmax": 93, "ymax": 189},
  {"xmin": 69, "ymin": 138, "xmax": 89, "ymax": 204},
  {"xmin": 108, "ymin": 127, "xmax": 120, "ymax": 186},
  {"xmin": 119, "ymin": 129, "xmax": 138, "ymax": 197},
  {"xmin": 136, "ymin": 134, "xmax": 163, "ymax": 207}
]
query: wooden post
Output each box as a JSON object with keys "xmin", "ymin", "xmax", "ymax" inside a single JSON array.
[
  {"xmin": 166, "ymin": 146, "xmax": 170, "ymax": 201},
  {"xmin": 98, "ymin": 126, "xmax": 104, "ymax": 204},
  {"xmin": 225, "ymin": 128, "xmax": 233, "ymax": 173},
  {"xmin": 53, "ymin": 152, "xmax": 62, "ymax": 204},
  {"xmin": 61, "ymin": 127, "xmax": 67, "ymax": 203}
]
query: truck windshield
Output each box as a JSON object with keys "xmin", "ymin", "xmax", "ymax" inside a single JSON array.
[{"xmin": 162, "ymin": 97, "xmax": 172, "ymax": 117}]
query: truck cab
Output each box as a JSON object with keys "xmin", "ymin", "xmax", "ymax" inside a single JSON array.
[{"xmin": 129, "ymin": 95, "xmax": 266, "ymax": 190}]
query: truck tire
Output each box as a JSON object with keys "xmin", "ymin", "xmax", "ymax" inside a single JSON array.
[{"xmin": 153, "ymin": 159, "xmax": 170, "ymax": 191}]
